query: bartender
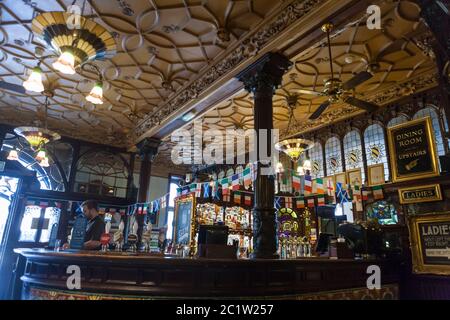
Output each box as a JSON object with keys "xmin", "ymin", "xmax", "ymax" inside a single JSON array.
[
  {"xmin": 82, "ymin": 200, "xmax": 105, "ymax": 250},
  {"xmin": 63, "ymin": 200, "xmax": 105, "ymax": 250}
]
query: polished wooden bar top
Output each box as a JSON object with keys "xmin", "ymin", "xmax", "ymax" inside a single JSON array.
[
  {"xmin": 14, "ymin": 248, "xmax": 376, "ymax": 264},
  {"xmin": 13, "ymin": 248, "xmax": 402, "ymax": 298}
]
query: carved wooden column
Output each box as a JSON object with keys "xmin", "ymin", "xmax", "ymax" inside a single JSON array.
[
  {"xmin": 237, "ymin": 52, "xmax": 291, "ymax": 259},
  {"xmin": 418, "ymin": 0, "xmax": 450, "ymax": 134},
  {"xmin": 136, "ymin": 137, "xmax": 161, "ymax": 245}
]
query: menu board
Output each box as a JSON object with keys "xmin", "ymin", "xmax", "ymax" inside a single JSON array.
[
  {"xmin": 70, "ymin": 215, "xmax": 87, "ymax": 250},
  {"xmin": 173, "ymin": 194, "xmax": 195, "ymax": 245},
  {"xmin": 387, "ymin": 117, "xmax": 439, "ymax": 182},
  {"xmin": 418, "ymin": 221, "xmax": 450, "ymax": 265},
  {"xmin": 409, "ymin": 213, "xmax": 450, "ymax": 275}
]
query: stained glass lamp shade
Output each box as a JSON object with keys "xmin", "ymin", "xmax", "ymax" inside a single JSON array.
[
  {"xmin": 14, "ymin": 127, "xmax": 61, "ymax": 151},
  {"xmin": 274, "ymin": 138, "xmax": 314, "ymax": 163},
  {"xmin": 31, "ymin": 11, "xmax": 116, "ymax": 74}
]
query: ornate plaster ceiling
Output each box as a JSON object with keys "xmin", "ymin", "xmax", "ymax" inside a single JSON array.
[
  {"xmin": 0, "ymin": 0, "xmax": 281, "ymax": 146},
  {"xmin": 167, "ymin": 0, "xmax": 437, "ymax": 140}
]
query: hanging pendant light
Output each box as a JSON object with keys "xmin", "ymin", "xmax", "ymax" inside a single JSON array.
[
  {"xmin": 35, "ymin": 149, "xmax": 46, "ymax": 161},
  {"xmin": 39, "ymin": 156, "xmax": 50, "ymax": 168},
  {"xmin": 7, "ymin": 150, "xmax": 19, "ymax": 161},
  {"xmin": 32, "ymin": 10, "xmax": 116, "ymax": 74},
  {"xmin": 23, "ymin": 66, "xmax": 45, "ymax": 93},
  {"xmin": 86, "ymin": 81, "xmax": 104, "ymax": 104},
  {"xmin": 52, "ymin": 50, "xmax": 76, "ymax": 75}
]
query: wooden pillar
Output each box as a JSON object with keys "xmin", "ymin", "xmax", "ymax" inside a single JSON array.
[
  {"xmin": 237, "ymin": 52, "xmax": 291, "ymax": 259},
  {"xmin": 135, "ymin": 137, "xmax": 160, "ymax": 245},
  {"xmin": 418, "ymin": 0, "xmax": 450, "ymax": 135}
]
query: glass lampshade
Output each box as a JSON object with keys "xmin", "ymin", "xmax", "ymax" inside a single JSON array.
[
  {"xmin": 86, "ymin": 81, "xmax": 103, "ymax": 105},
  {"xmin": 35, "ymin": 150, "xmax": 46, "ymax": 161},
  {"xmin": 303, "ymin": 159, "xmax": 312, "ymax": 171},
  {"xmin": 7, "ymin": 150, "xmax": 19, "ymax": 161},
  {"xmin": 23, "ymin": 67, "xmax": 45, "ymax": 93},
  {"xmin": 39, "ymin": 157, "xmax": 50, "ymax": 167},
  {"xmin": 53, "ymin": 51, "xmax": 76, "ymax": 75}
]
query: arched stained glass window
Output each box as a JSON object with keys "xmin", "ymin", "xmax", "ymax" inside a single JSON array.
[
  {"xmin": 1, "ymin": 134, "xmax": 65, "ymax": 191},
  {"xmin": 343, "ymin": 130, "xmax": 365, "ymax": 183},
  {"xmin": 413, "ymin": 107, "xmax": 445, "ymax": 156},
  {"xmin": 75, "ymin": 150, "xmax": 129, "ymax": 198},
  {"xmin": 364, "ymin": 124, "xmax": 389, "ymax": 182},
  {"xmin": 388, "ymin": 114, "xmax": 409, "ymax": 127},
  {"xmin": 325, "ymin": 136, "xmax": 343, "ymax": 174},
  {"xmin": 309, "ymin": 142, "xmax": 324, "ymax": 178}
]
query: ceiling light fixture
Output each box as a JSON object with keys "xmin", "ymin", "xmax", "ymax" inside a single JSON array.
[
  {"xmin": 23, "ymin": 66, "xmax": 45, "ymax": 93},
  {"xmin": 52, "ymin": 50, "xmax": 76, "ymax": 75},
  {"xmin": 86, "ymin": 81, "xmax": 104, "ymax": 105},
  {"xmin": 181, "ymin": 111, "xmax": 196, "ymax": 122},
  {"xmin": 7, "ymin": 150, "xmax": 19, "ymax": 161},
  {"xmin": 32, "ymin": 9, "xmax": 116, "ymax": 74},
  {"xmin": 13, "ymin": 97, "xmax": 60, "ymax": 167}
]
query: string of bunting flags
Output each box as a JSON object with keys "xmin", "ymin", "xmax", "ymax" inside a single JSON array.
[{"xmin": 170, "ymin": 163, "xmax": 385, "ymax": 211}]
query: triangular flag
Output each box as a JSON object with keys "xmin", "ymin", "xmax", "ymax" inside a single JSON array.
[
  {"xmin": 244, "ymin": 194, "xmax": 252, "ymax": 206},
  {"xmin": 231, "ymin": 174, "xmax": 240, "ymax": 191},
  {"xmin": 317, "ymin": 194, "xmax": 326, "ymax": 206},
  {"xmin": 316, "ymin": 178, "xmax": 324, "ymax": 194},
  {"xmin": 304, "ymin": 175, "xmax": 312, "ymax": 194},
  {"xmin": 243, "ymin": 167, "xmax": 252, "ymax": 188},
  {"xmin": 233, "ymin": 191, "xmax": 241, "ymax": 205},
  {"xmin": 274, "ymin": 197, "xmax": 282, "ymax": 210},
  {"xmin": 296, "ymin": 197, "xmax": 305, "ymax": 209},
  {"xmin": 292, "ymin": 174, "xmax": 301, "ymax": 191},
  {"xmin": 203, "ymin": 183, "xmax": 211, "ymax": 198},
  {"xmin": 284, "ymin": 197, "xmax": 293, "ymax": 208},
  {"xmin": 373, "ymin": 185, "xmax": 384, "ymax": 200},
  {"xmin": 362, "ymin": 189, "xmax": 371, "ymax": 201}
]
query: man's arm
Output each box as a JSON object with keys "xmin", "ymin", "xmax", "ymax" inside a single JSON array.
[{"xmin": 84, "ymin": 240, "xmax": 102, "ymax": 250}]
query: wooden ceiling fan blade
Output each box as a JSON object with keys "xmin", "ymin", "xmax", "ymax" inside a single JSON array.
[
  {"xmin": 296, "ymin": 88, "xmax": 324, "ymax": 96},
  {"xmin": 0, "ymin": 81, "xmax": 26, "ymax": 94},
  {"xmin": 344, "ymin": 96, "xmax": 378, "ymax": 113},
  {"xmin": 309, "ymin": 101, "xmax": 330, "ymax": 120},
  {"xmin": 342, "ymin": 71, "xmax": 373, "ymax": 91}
]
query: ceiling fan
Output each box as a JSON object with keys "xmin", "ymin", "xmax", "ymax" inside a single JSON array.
[{"xmin": 294, "ymin": 23, "xmax": 380, "ymax": 120}]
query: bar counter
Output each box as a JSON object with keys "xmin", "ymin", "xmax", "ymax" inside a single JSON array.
[{"xmin": 12, "ymin": 249, "xmax": 401, "ymax": 300}]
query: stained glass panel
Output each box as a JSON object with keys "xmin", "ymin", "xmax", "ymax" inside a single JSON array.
[
  {"xmin": 325, "ymin": 136, "xmax": 343, "ymax": 174},
  {"xmin": 413, "ymin": 107, "xmax": 445, "ymax": 156},
  {"xmin": 364, "ymin": 124, "xmax": 389, "ymax": 181},
  {"xmin": 343, "ymin": 131, "xmax": 365, "ymax": 182},
  {"xmin": 19, "ymin": 206, "xmax": 42, "ymax": 242},
  {"xmin": 39, "ymin": 207, "xmax": 61, "ymax": 243},
  {"xmin": 309, "ymin": 142, "xmax": 324, "ymax": 178},
  {"xmin": 387, "ymin": 115, "xmax": 409, "ymax": 127}
]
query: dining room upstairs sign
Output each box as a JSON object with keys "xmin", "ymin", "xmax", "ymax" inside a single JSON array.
[{"xmin": 387, "ymin": 117, "xmax": 440, "ymax": 182}]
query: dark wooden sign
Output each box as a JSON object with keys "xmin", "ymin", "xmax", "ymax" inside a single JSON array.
[
  {"xmin": 409, "ymin": 213, "xmax": 450, "ymax": 275},
  {"xmin": 69, "ymin": 215, "xmax": 87, "ymax": 250},
  {"xmin": 399, "ymin": 184, "xmax": 442, "ymax": 204},
  {"xmin": 387, "ymin": 117, "xmax": 439, "ymax": 182}
]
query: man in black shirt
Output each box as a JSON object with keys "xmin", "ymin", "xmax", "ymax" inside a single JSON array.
[{"xmin": 81, "ymin": 200, "xmax": 105, "ymax": 250}]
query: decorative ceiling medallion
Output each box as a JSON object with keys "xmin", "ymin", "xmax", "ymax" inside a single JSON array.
[
  {"xmin": 32, "ymin": 11, "xmax": 117, "ymax": 68},
  {"xmin": 135, "ymin": 0, "xmax": 327, "ymax": 137}
]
